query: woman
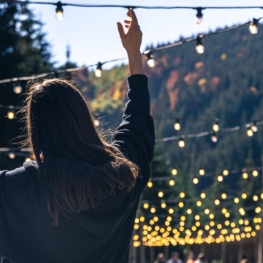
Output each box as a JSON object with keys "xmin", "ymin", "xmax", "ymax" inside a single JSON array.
[{"xmin": 0, "ymin": 9, "xmax": 154, "ymax": 263}]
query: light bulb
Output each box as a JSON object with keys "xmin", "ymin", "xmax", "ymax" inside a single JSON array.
[
  {"xmin": 217, "ymin": 175, "xmax": 223, "ymax": 182},
  {"xmin": 8, "ymin": 152, "xmax": 15, "ymax": 159},
  {"xmin": 147, "ymin": 181, "xmax": 153, "ymax": 188},
  {"xmin": 178, "ymin": 136, "xmax": 185, "ymax": 148},
  {"xmin": 252, "ymin": 170, "xmax": 258, "ymax": 177},
  {"xmin": 211, "ymin": 131, "xmax": 217, "ymax": 143},
  {"xmin": 213, "ymin": 119, "xmax": 219, "ymax": 132},
  {"xmin": 158, "ymin": 191, "xmax": 164, "ymax": 198},
  {"xmin": 251, "ymin": 121, "xmax": 257, "ymax": 132},
  {"xmin": 145, "ymin": 52, "xmax": 155, "ymax": 68},
  {"xmin": 249, "ymin": 18, "xmax": 258, "ymax": 34},
  {"xmin": 174, "ymin": 119, "xmax": 181, "ymax": 130},
  {"xmin": 13, "ymin": 82, "xmax": 22, "ymax": 94},
  {"xmin": 95, "ymin": 62, "xmax": 103, "ymax": 77},
  {"xmin": 193, "ymin": 176, "xmax": 199, "ymax": 184},
  {"xmin": 196, "ymin": 37, "xmax": 204, "ymax": 54},
  {"xmin": 199, "ymin": 167, "xmax": 205, "ymax": 176},
  {"xmin": 56, "ymin": 1, "xmax": 63, "ymax": 20},
  {"xmin": 171, "ymin": 167, "xmax": 177, "ymax": 176},
  {"xmin": 93, "ymin": 119, "xmax": 100, "ymax": 127},
  {"xmin": 7, "ymin": 110, "xmax": 15, "ymax": 119},
  {"xmin": 196, "ymin": 7, "xmax": 203, "ymax": 25},
  {"xmin": 246, "ymin": 127, "xmax": 253, "ymax": 137}
]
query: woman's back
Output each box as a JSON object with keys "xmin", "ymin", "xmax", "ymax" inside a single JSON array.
[{"xmin": 0, "ymin": 9, "xmax": 154, "ymax": 263}]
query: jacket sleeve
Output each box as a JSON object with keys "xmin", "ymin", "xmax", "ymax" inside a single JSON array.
[{"xmin": 111, "ymin": 74, "xmax": 155, "ymax": 191}]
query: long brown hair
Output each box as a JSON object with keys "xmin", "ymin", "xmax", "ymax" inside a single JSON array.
[{"xmin": 23, "ymin": 79, "xmax": 138, "ymax": 225}]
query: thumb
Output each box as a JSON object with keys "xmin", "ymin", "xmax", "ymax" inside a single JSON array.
[{"xmin": 117, "ymin": 22, "xmax": 125, "ymax": 40}]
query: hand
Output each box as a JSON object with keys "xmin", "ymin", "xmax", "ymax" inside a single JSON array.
[{"xmin": 117, "ymin": 9, "xmax": 142, "ymax": 55}]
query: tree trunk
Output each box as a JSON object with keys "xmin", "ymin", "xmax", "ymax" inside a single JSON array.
[{"xmin": 221, "ymin": 242, "xmax": 226, "ymax": 263}]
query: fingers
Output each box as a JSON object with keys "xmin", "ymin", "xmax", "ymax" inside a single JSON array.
[
  {"xmin": 130, "ymin": 9, "xmax": 138, "ymax": 28},
  {"xmin": 117, "ymin": 22, "xmax": 125, "ymax": 40}
]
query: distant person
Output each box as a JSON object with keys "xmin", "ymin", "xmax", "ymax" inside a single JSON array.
[
  {"xmin": 194, "ymin": 253, "xmax": 206, "ymax": 263},
  {"xmin": 240, "ymin": 255, "xmax": 249, "ymax": 263},
  {"xmin": 154, "ymin": 253, "xmax": 167, "ymax": 263},
  {"xmin": 0, "ymin": 9, "xmax": 155, "ymax": 263},
  {"xmin": 186, "ymin": 253, "xmax": 195, "ymax": 263},
  {"xmin": 167, "ymin": 251, "xmax": 183, "ymax": 263}
]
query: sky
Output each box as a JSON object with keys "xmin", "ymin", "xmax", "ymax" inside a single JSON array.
[{"xmin": 30, "ymin": 0, "xmax": 263, "ymax": 70}]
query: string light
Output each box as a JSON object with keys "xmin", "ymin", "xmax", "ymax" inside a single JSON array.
[
  {"xmin": 95, "ymin": 62, "xmax": 103, "ymax": 77},
  {"xmin": 196, "ymin": 7, "xmax": 204, "ymax": 25},
  {"xmin": 211, "ymin": 131, "xmax": 218, "ymax": 143},
  {"xmin": 246, "ymin": 127, "xmax": 253, "ymax": 137},
  {"xmin": 171, "ymin": 167, "xmax": 177, "ymax": 176},
  {"xmin": 249, "ymin": 18, "xmax": 258, "ymax": 34},
  {"xmin": 242, "ymin": 171, "xmax": 248, "ymax": 179},
  {"xmin": 174, "ymin": 119, "xmax": 181, "ymax": 131},
  {"xmin": 8, "ymin": 153, "xmax": 15, "ymax": 159},
  {"xmin": 212, "ymin": 119, "xmax": 220, "ymax": 132},
  {"xmin": 56, "ymin": 1, "xmax": 64, "ymax": 20},
  {"xmin": 217, "ymin": 175, "xmax": 223, "ymax": 182},
  {"xmin": 251, "ymin": 121, "xmax": 258, "ymax": 132},
  {"xmin": 178, "ymin": 136, "xmax": 185, "ymax": 148},
  {"xmin": 147, "ymin": 181, "xmax": 153, "ymax": 188},
  {"xmin": 7, "ymin": 110, "xmax": 15, "ymax": 120},
  {"xmin": 93, "ymin": 119, "xmax": 100, "ymax": 126},
  {"xmin": 193, "ymin": 176, "xmax": 199, "ymax": 184},
  {"xmin": 13, "ymin": 82, "xmax": 22, "ymax": 94},
  {"xmin": 252, "ymin": 170, "xmax": 258, "ymax": 177},
  {"xmin": 145, "ymin": 52, "xmax": 155, "ymax": 68},
  {"xmin": 199, "ymin": 167, "xmax": 205, "ymax": 176},
  {"xmin": 195, "ymin": 36, "xmax": 205, "ymax": 54},
  {"xmin": 223, "ymin": 169, "xmax": 229, "ymax": 176}
]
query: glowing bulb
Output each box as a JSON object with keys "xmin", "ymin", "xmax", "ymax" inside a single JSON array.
[
  {"xmin": 211, "ymin": 131, "xmax": 217, "ymax": 143},
  {"xmin": 168, "ymin": 208, "xmax": 174, "ymax": 214},
  {"xmin": 161, "ymin": 202, "xmax": 166, "ymax": 209},
  {"xmin": 145, "ymin": 52, "xmax": 155, "ymax": 67},
  {"xmin": 179, "ymin": 192, "xmax": 185, "ymax": 198},
  {"xmin": 25, "ymin": 157, "xmax": 31, "ymax": 162},
  {"xmin": 249, "ymin": 18, "xmax": 258, "ymax": 34},
  {"xmin": 252, "ymin": 170, "xmax": 258, "ymax": 177},
  {"xmin": 8, "ymin": 152, "xmax": 15, "ymax": 159},
  {"xmin": 213, "ymin": 119, "xmax": 219, "ymax": 132},
  {"xmin": 253, "ymin": 195, "xmax": 258, "ymax": 201},
  {"xmin": 196, "ymin": 37, "xmax": 204, "ymax": 54},
  {"xmin": 150, "ymin": 207, "xmax": 156, "ymax": 213},
  {"xmin": 246, "ymin": 127, "xmax": 253, "ymax": 137},
  {"xmin": 187, "ymin": 208, "xmax": 192, "ymax": 214},
  {"xmin": 250, "ymin": 121, "xmax": 257, "ymax": 132},
  {"xmin": 147, "ymin": 181, "xmax": 153, "ymax": 188},
  {"xmin": 174, "ymin": 119, "xmax": 181, "ymax": 130},
  {"xmin": 196, "ymin": 200, "xmax": 202, "ymax": 207},
  {"xmin": 193, "ymin": 177, "xmax": 199, "ymax": 184},
  {"xmin": 171, "ymin": 168, "xmax": 177, "ymax": 176},
  {"xmin": 178, "ymin": 202, "xmax": 184, "ymax": 208},
  {"xmin": 56, "ymin": 1, "xmax": 63, "ymax": 20},
  {"xmin": 242, "ymin": 172, "xmax": 248, "ymax": 179},
  {"xmin": 196, "ymin": 7, "xmax": 203, "ymax": 25},
  {"xmin": 199, "ymin": 168, "xmax": 205, "ymax": 176},
  {"xmin": 214, "ymin": 199, "xmax": 220, "ymax": 205},
  {"xmin": 169, "ymin": 179, "xmax": 175, "ymax": 186},
  {"xmin": 158, "ymin": 191, "xmax": 164, "ymax": 198},
  {"xmin": 95, "ymin": 62, "xmax": 103, "ymax": 77},
  {"xmin": 93, "ymin": 119, "xmax": 100, "ymax": 127},
  {"xmin": 234, "ymin": 197, "xmax": 239, "ymax": 203},
  {"xmin": 13, "ymin": 82, "xmax": 22, "ymax": 94},
  {"xmin": 217, "ymin": 175, "xmax": 223, "ymax": 182},
  {"xmin": 255, "ymin": 207, "xmax": 261, "ymax": 213},
  {"xmin": 223, "ymin": 169, "xmax": 229, "ymax": 176},
  {"xmin": 143, "ymin": 203, "xmax": 149, "ymax": 209},
  {"xmin": 178, "ymin": 136, "xmax": 185, "ymax": 148},
  {"xmin": 200, "ymin": 192, "xmax": 206, "ymax": 199},
  {"xmin": 7, "ymin": 110, "xmax": 15, "ymax": 119},
  {"xmin": 241, "ymin": 193, "xmax": 247, "ymax": 199}
]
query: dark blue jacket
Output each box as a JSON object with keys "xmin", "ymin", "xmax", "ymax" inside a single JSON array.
[{"xmin": 0, "ymin": 74, "xmax": 155, "ymax": 263}]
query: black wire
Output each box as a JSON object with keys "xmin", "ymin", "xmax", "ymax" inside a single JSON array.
[{"xmin": 7, "ymin": 1, "xmax": 263, "ymax": 10}]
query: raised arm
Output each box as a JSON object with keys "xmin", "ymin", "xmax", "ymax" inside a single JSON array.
[
  {"xmin": 117, "ymin": 9, "xmax": 144, "ymax": 75},
  {"xmin": 112, "ymin": 10, "xmax": 155, "ymax": 192}
]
